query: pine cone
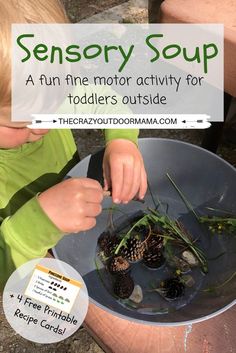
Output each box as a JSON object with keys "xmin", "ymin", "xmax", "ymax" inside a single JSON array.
[
  {"xmin": 98, "ymin": 232, "xmax": 118, "ymax": 257},
  {"xmin": 143, "ymin": 249, "xmax": 165, "ymax": 268},
  {"xmin": 147, "ymin": 235, "xmax": 163, "ymax": 251},
  {"xmin": 113, "ymin": 274, "xmax": 134, "ymax": 299},
  {"xmin": 121, "ymin": 237, "xmax": 146, "ymax": 262},
  {"xmin": 108, "ymin": 256, "xmax": 130, "ymax": 275},
  {"xmin": 98, "ymin": 231, "xmax": 110, "ymax": 249},
  {"xmin": 161, "ymin": 278, "xmax": 185, "ymax": 300}
]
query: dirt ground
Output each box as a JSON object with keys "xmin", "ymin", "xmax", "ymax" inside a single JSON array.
[
  {"xmin": 1, "ymin": 0, "xmax": 235, "ymax": 352},
  {"xmin": 61, "ymin": 0, "xmax": 128, "ymax": 22}
]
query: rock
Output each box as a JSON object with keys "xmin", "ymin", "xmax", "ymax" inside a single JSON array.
[
  {"xmin": 182, "ymin": 275, "xmax": 195, "ymax": 288},
  {"xmin": 182, "ymin": 251, "xmax": 199, "ymax": 267},
  {"xmin": 167, "ymin": 255, "xmax": 190, "ymax": 273},
  {"xmin": 129, "ymin": 285, "xmax": 143, "ymax": 303}
]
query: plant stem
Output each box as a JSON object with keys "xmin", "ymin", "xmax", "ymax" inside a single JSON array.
[
  {"xmin": 142, "ymin": 224, "xmax": 152, "ymax": 244},
  {"xmin": 199, "ymin": 216, "xmax": 236, "ymax": 223},
  {"xmin": 114, "ymin": 213, "xmax": 151, "ymax": 255}
]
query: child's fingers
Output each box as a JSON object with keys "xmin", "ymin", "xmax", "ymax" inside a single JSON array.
[
  {"xmin": 84, "ymin": 203, "xmax": 102, "ymax": 217},
  {"xmin": 103, "ymin": 163, "xmax": 111, "ymax": 191},
  {"xmin": 79, "ymin": 217, "xmax": 97, "ymax": 232},
  {"xmin": 84, "ymin": 188, "xmax": 104, "ymax": 204},
  {"xmin": 110, "ymin": 160, "xmax": 123, "ymax": 203},
  {"xmin": 138, "ymin": 167, "xmax": 148, "ymax": 199},
  {"xmin": 126, "ymin": 162, "xmax": 142, "ymax": 201},
  {"xmin": 78, "ymin": 177, "xmax": 103, "ymax": 190},
  {"xmin": 103, "ymin": 178, "xmax": 109, "ymax": 191},
  {"xmin": 120, "ymin": 161, "xmax": 134, "ymax": 203}
]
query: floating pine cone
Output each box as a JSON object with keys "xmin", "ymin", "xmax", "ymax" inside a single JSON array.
[
  {"xmin": 113, "ymin": 274, "xmax": 134, "ymax": 299},
  {"xmin": 121, "ymin": 237, "xmax": 147, "ymax": 262},
  {"xmin": 147, "ymin": 235, "xmax": 164, "ymax": 251},
  {"xmin": 98, "ymin": 232, "xmax": 110, "ymax": 249},
  {"xmin": 161, "ymin": 278, "xmax": 185, "ymax": 300},
  {"xmin": 143, "ymin": 248, "xmax": 165, "ymax": 268},
  {"xmin": 108, "ymin": 256, "xmax": 130, "ymax": 275},
  {"xmin": 98, "ymin": 232, "xmax": 118, "ymax": 257}
]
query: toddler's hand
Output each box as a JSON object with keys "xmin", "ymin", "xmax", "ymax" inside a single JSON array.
[
  {"xmin": 103, "ymin": 139, "xmax": 147, "ymax": 204},
  {"xmin": 38, "ymin": 178, "xmax": 103, "ymax": 233}
]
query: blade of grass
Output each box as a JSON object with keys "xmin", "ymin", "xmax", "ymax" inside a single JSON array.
[
  {"xmin": 114, "ymin": 213, "xmax": 151, "ymax": 255},
  {"xmin": 149, "ymin": 208, "xmax": 208, "ymax": 273},
  {"xmin": 166, "ymin": 173, "xmax": 199, "ymax": 221},
  {"xmin": 147, "ymin": 179, "xmax": 159, "ymax": 210},
  {"xmin": 203, "ymin": 271, "xmax": 236, "ymax": 292},
  {"xmin": 150, "ymin": 177, "xmax": 207, "ymax": 272},
  {"xmin": 205, "ymin": 207, "xmax": 235, "ymax": 216},
  {"xmin": 207, "ymin": 251, "xmax": 226, "ymax": 261}
]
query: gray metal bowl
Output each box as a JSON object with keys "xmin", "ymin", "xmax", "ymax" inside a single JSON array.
[{"xmin": 53, "ymin": 138, "xmax": 236, "ymax": 326}]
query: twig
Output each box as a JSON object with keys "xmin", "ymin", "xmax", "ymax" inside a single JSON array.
[{"xmin": 142, "ymin": 224, "xmax": 152, "ymax": 244}]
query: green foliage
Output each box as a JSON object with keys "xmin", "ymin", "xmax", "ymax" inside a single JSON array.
[
  {"xmin": 199, "ymin": 216, "xmax": 236, "ymax": 235},
  {"xmin": 113, "ymin": 207, "xmax": 208, "ymax": 273}
]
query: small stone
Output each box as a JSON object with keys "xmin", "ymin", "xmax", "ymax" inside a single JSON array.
[
  {"xmin": 167, "ymin": 255, "xmax": 190, "ymax": 273},
  {"xmin": 129, "ymin": 285, "xmax": 143, "ymax": 303},
  {"xmin": 182, "ymin": 275, "xmax": 195, "ymax": 288},
  {"xmin": 0, "ymin": 346, "xmax": 3, "ymax": 352},
  {"xmin": 177, "ymin": 258, "xmax": 191, "ymax": 273},
  {"xmin": 182, "ymin": 251, "xmax": 199, "ymax": 266}
]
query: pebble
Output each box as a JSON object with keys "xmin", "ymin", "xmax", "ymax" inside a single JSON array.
[
  {"xmin": 129, "ymin": 285, "xmax": 143, "ymax": 303},
  {"xmin": 182, "ymin": 251, "xmax": 199, "ymax": 266},
  {"xmin": 182, "ymin": 275, "xmax": 195, "ymax": 288},
  {"xmin": 167, "ymin": 255, "xmax": 190, "ymax": 273}
]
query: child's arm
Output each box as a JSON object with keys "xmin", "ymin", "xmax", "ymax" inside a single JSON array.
[
  {"xmin": 0, "ymin": 178, "xmax": 103, "ymax": 288},
  {"xmin": 103, "ymin": 137, "xmax": 147, "ymax": 204},
  {"xmin": 59, "ymin": 86, "xmax": 147, "ymax": 204},
  {"xmin": 0, "ymin": 196, "xmax": 62, "ymax": 288},
  {"xmin": 94, "ymin": 89, "xmax": 147, "ymax": 204}
]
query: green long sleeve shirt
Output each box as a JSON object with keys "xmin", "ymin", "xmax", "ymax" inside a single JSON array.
[{"xmin": 0, "ymin": 128, "xmax": 138, "ymax": 288}]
